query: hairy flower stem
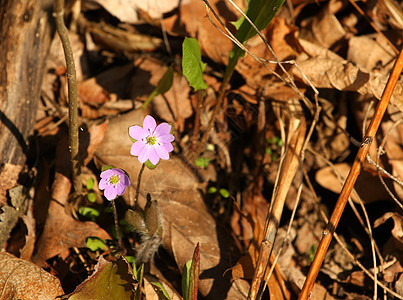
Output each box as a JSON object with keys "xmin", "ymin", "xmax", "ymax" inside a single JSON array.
[
  {"xmin": 135, "ymin": 164, "xmax": 146, "ymax": 206},
  {"xmin": 111, "ymin": 199, "xmax": 123, "ymax": 248},
  {"xmin": 54, "ymin": 0, "xmax": 82, "ymax": 197}
]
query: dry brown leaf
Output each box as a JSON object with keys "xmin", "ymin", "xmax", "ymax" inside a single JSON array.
[
  {"xmin": 348, "ymin": 35, "xmax": 396, "ymax": 73},
  {"xmin": 94, "ymin": 109, "xmax": 248, "ymax": 298},
  {"xmin": 315, "ymin": 163, "xmax": 390, "ymax": 203},
  {"xmin": 87, "ymin": 0, "xmax": 185, "ymax": 23},
  {"xmin": 128, "ymin": 57, "xmax": 192, "ymax": 127},
  {"xmin": 0, "ymin": 252, "xmax": 64, "ymax": 300},
  {"xmin": 163, "ymin": 0, "xmax": 235, "ymax": 65},
  {"xmin": 381, "ymin": 120, "xmax": 403, "ymax": 202},
  {"xmin": 0, "ymin": 163, "xmax": 22, "ymax": 206},
  {"xmin": 299, "ymin": 1, "xmax": 345, "ymax": 48},
  {"xmin": 291, "ymin": 54, "xmax": 403, "ymax": 111},
  {"xmin": 374, "ymin": 212, "xmax": 403, "ymax": 244},
  {"xmin": 236, "ymin": 17, "xmax": 300, "ymax": 89},
  {"xmin": 32, "ymin": 123, "xmax": 111, "ymax": 266}
]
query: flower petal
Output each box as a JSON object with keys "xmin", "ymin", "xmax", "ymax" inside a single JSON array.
[
  {"xmin": 129, "ymin": 125, "xmax": 147, "ymax": 141},
  {"xmin": 104, "ymin": 187, "xmax": 117, "ymax": 201},
  {"xmin": 120, "ymin": 174, "xmax": 130, "ymax": 187},
  {"xmin": 98, "ymin": 178, "xmax": 108, "ymax": 190},
  {"xmin": 147, "ymin": 147, "xmax": 160, "ymax": 165},
  {"xmin": 158, "ymin": 133, "xmax": 174, "ymax": 143},
  {"xmin": 100, "ymin": 169, "xmax": 114, "ymax": 179},
  {"xmin": 155, "ymin": 123, "xmax": 172, "ymax": 136},
  {"xmin": 131, "ymin": 140, "xmax": 146, "ymax": 156},
  {"xmin": 143, "ymin": 115, "xmax": 156, "ymax": 133},
  {"xmin": 161, "ymin": 142, "xmax": 174, "ymax": 153},
  {"xmin": 155, "ymin": 144, "xmax": 169, "ymax": 160},
  {"xmin": 138, "ymin": 144, "xmax": 151, "ymax": 163},
  {"xmin": 116, "ymin": 184, "xmax": 126, "ymax": 196}
]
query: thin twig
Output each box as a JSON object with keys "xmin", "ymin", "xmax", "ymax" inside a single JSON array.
[
  {"xmin": 299, "ymin": 48, "xmax": 403, "ymax": 300},
  {"xmin": 111, "ymin": 199, "xmax": 122, "ymax": 248},
  {"xmin": 135, "ymin": 164, "xmax": 146, "ymax": 206},
  {"xmin": 54, "ymin": 0, "xmax": 82, "ymax": 197}
]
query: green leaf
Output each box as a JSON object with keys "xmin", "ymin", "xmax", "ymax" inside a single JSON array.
[
  {"xmin": 79, "ymin": 207, "xmax": 100, "ymax": 221},
  {"xmin": 207, "ymin": 187, "xmax": 217, "ymax": 194},
  {"xmin": 86, "ymin": 177, "xmax": 94, "ymax": 190},
  {"xmin": 142, "ymin": 65, "xmax": 174, "ymax": 109},
  {"xmin": 219, "ymin": 188, "xmax": 230, "ymax": 198},
  {"xmin": 101, "ymin": 165, "xmax": 115, "ymax": 172},
  {"xmin": 135, "ymin": 264, "xmax": 144, "ymax": 300},
  {"xmin": 194, "ymin": 157, "xmax": 211, "ymax": 169},
  {"xmin": 182, "ymin": 37, "xmax": 208, "ymax": 91},
  {"xmin": 124, "ymin": 255, "xmax": 136, "ymax": 264},
  {"xmin": 182, "ymin": 260, "xmax": 192, "ymax": 300},
  {"xmin": 68, "ymin": 256, "xmax": 135, "ymax": 300},
  {"xmin": 182, "ymin": 243, "xmax": 200, "ymax": 300},
  {"xmin": 223, "ymin": 0, "xmax": 286, "ymax": 88},
  {"xmin": 86, "ymin": 237, "xmax": 106, "ymax": 251},
  {"xmin": 144, "ymin": 159, "xmax": 158, "ymax": 170},
  {"xmin": 87, "ymin": 192, "xmax": 96, "ymax": 203},
  {"xmin": 150, "ymin": 282, "xmax": 172, "ymax": 300}
]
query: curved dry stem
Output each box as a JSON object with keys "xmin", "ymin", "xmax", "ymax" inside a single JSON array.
[{"xmin": 54, "ymin": 0, "xmax": 82, "ymax": 197}]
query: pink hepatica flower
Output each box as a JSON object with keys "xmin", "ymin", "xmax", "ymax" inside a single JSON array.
[
  {"xmin": 99, "ymin": 168, "xmax": 130, "ymax": 201},
  {"xmin": 129, "ymin": 115, "xmax": 174, "ymax": 165}
]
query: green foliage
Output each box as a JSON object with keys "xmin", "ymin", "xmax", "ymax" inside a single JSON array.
[
  {"xmin": 68, "ymin": 256, "xmax": 135, "ymax": 300},
  {"xmin": 124, "ymin": 255, "xmax": 136, "ymax": 264},
  {"xmin": 79, "ymin": 206, "xmax": 99, "ymax": 222},
  {"xmin": 86, "ymin": 177, "xmax": 96, "ymax": 203},
  {"xmin": 182, "ymin": 243, "xmax": 200, "ymax": 300},
  {"xmin": 101, "ymin": 165, "xmax": 114, "ymax": 172},
  {"xmin": 86, "ymin": 237, "xmax": 106, "ymax": 251},
  {"xmin": 266, "ymin": 135, "xmax": 283, "ymax": 161},
  {"xmin": 87, "ymin": 192, "xmax": 96, "ymax": 203},
  {"xmin": 150, "ymin": 282, "xmax": 172, "ymax": 300},
  {"xmin": 142, "ymin": 65, "xmax": 174, "ymax": 109},
  {"xmin": 309, "ymin": 244, "xmax": 317, "ymax": 262},
  {"xmin": 207, "ymin": 186, "xmax": 230, "ymax": 198},
  {"xmin": 207, "ymin": 186, "xmax": 217, "ymax": 194},
  {"xmin": 86, "ymin": 177, "xmax": 95, "ymax": 190},
  {"xmin": 182, "ymin": 37, "xmax": 208, "ymax": 91},
  {"xmin": 134, "ymin": 264, "xmax": 144, "ymax": 300},
  {"xmin": 219, "ymin": 188, "xmax": 230, "ymax": 199},
  {"xmin": 194, "ymin": 157, "xmax": 211, "ymax": 169},
  {"xmin": 223, "ymin": 0, "xmax": 286, "ymax": 87}
]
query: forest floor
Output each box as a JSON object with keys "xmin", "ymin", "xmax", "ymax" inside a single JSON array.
[{"xmin": 1, "ymin": 0, "xmax": 403, "ymax": 299}]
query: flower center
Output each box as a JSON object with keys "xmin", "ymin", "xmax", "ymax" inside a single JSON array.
[
  {"xmin": 147, "ymin": 136, "xmax": 157, "ymax": 145},
  {"xmin": 108, "ymin": 174, "xmax": 120, "ymax": 185}
]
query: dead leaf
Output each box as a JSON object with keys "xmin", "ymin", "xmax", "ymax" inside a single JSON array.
[
  {"xmin": 163, "ymin": 0, "xmax": 235, "ymax": 65},
  {"xmin": 291, "ymin": 55, "xmax": 403, "ymax": 111},
  {"xmin": 348, "ymin": 35, "xmax": 396, "ymax": 73},
  {"xmin": 0, "ymin": 252, "xmax": 64, "ymax": 300},
  {"xmin": 32, "ymin": 123, "xmax": 111, "ymax": 266},
  {"xmin": 315, "ymin": 163, "xmax": 390, "ymax": 203},
  {"xmin": 299, "ymin": 1, "xmax": 345, "ymax": 48},
  {"xmin": 128, "ymin": 57, "xmax": 192, "ymax": 127},
  {"xmin": 94, "ymin": 109, "xmax": 248, "ymax": 298},
  {"xmin": 374, "ymin": 212, "xmax": 403, "ymax": 244},
  {"xmin": 0, "ymin": 186, "xmax": 28, "ymax": 248},
  {"xmin": 0, "ymin": 163, "xmax": 22, "ymax": 206},
  {"xmin": 88, "ymin": 0, "xmax": 185, "ymax": 23}
]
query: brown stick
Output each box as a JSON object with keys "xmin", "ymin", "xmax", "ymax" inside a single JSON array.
[
  {"xmin": 54, "ymin": 0, "xmax": 82, "ymax": 197},
  {"xmin": 299, "ymin": 48, "xmax": 403, "ymax": 300}
]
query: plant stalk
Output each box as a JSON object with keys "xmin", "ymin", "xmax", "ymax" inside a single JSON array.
[
  {"xmin": 299, "ymin": 48, "xmax": 403, "ymax": 300},
  {"xmin": 54, "ymin": 0, "xmax": 82, "ymax": 197}
]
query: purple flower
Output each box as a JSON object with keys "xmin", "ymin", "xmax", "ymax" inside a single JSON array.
[
  {"xmin": 99, "ymin": 168, "xmax": 130, "ymax": 201},
  {"xmin": 129, "ymin": 115, "xmax": 174, "ymax": 165}
]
